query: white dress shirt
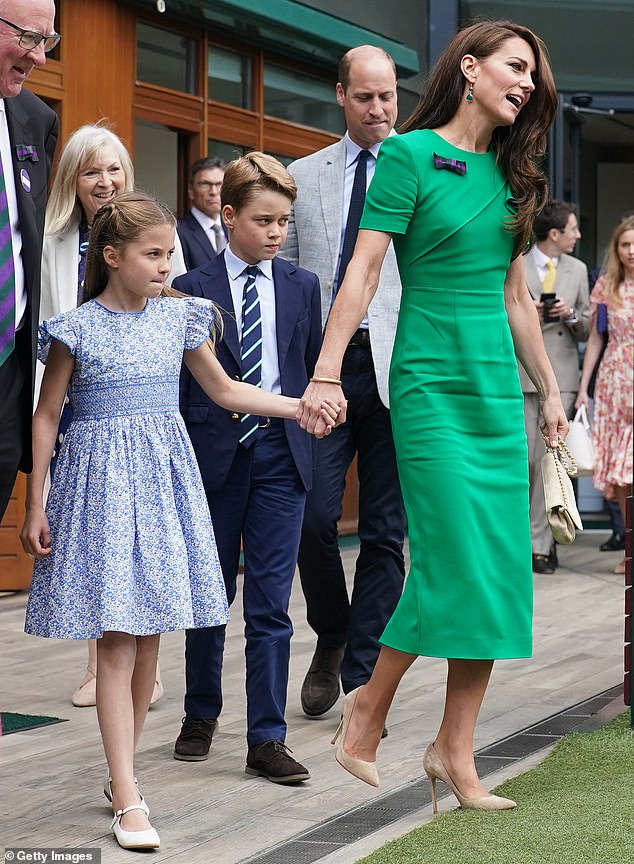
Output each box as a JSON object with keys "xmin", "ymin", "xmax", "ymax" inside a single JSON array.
[
  {"xmin": 225, "ymin": 245, "xmax": 281, "ymax": 395},
  {"xmin": 191, "ymin": 206, "xmax": 225, "ymax": 253}
]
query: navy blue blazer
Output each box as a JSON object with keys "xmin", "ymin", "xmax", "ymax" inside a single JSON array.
[
  {"xmin": 175, "ymin": 253, "xmax": 322, "ymax": 493},
  {"xmin": 177, "ymin": 211, "xmax": 227, "ymax": 271}
]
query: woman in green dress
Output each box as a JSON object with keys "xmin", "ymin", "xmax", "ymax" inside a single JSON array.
[{"xmin": 299, "ymin": 20, "xmax": 567, "ymax": 811}]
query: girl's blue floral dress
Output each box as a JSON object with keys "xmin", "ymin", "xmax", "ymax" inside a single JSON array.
[{"xmin": 25, "ymin": 296, "xmax": 229, "ymax": 639}]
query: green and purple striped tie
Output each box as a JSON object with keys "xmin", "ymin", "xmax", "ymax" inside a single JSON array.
[{"xmin": 0, "ymin": 153, "xmax": 16, "ymax": 367}]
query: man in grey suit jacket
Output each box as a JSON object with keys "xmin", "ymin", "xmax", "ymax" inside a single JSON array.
[
  {"xmin": 284, "ymin": 45, "xmax": 405, "ymax": 718},
  {"xmin": 520, "ymin": 200, "xmax": 590, "ymax": 573}
]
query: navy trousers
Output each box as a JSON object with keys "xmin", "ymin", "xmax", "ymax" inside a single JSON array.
[
  {"xmin": 298, "ymin": 343, "xmax": 405, "ymax": 693},
  {"xmin": 184, "ymin": 421, "xmax": 306, "ymax": 748}
]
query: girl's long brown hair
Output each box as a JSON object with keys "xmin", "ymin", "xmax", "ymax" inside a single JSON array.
[
  {"xmin": 84, "ymin": 191, "xmax": 222, "ymax": 345},
  {"xmin": 83, "ymin": 191, "xmax": 175, "ymax": 301},
  {"xmin": 400, "ymin": 20, "xmax": 558, "ymax": 257}
]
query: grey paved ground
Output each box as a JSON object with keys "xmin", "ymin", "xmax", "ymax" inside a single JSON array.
[{"xmin": 0, "ymin": 528, "xmax": 627, "ymax": 862}]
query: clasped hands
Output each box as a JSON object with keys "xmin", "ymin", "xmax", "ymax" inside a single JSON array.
[{"xmin": 297, "ymin": 381, "xmax": 347, "ymax": 436}]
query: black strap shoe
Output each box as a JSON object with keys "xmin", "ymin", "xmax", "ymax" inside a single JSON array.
[
  {"xmin": 246, "ymin": 740, "xmax": 310, "ymax": 784},
  {"xmin": 174, "ymin": 716, "xmax": 217, "ymax": 761}
]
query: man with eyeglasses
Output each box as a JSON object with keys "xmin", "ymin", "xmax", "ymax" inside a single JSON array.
[
  {"xmin": 177, "ymin": 155, "xmax": 227, "ymax": 271},
  {"xmin": 519, "ymin": 199, "xmax": 590, "ymax": 574},
  {"xmin": 0, "ymin": 0, "xmax": 59, "ymax": 521}
]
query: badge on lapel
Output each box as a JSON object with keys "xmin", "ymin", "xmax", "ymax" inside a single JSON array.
[{"xmin": 20, "ymin": 169, "xmax": 32, "ymax": 193}]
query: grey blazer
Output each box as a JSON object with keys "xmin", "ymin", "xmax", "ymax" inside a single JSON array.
[
  {"xmin": 519, "ymin": 250, "xmax": 590, "ymax": 394},
  {"xmin": 284, "ymin": 138, "xmax": 401, "ymax": 408}
]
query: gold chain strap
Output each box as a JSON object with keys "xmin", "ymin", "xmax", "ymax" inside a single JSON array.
[{"xmin": 546, "ymin": 437, "xmax": 577, "ymax": 508}]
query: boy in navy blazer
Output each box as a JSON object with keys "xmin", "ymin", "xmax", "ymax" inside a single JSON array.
[{"xmin": 173, "ymin": 152, "xmax": 322, "ymax": 783}]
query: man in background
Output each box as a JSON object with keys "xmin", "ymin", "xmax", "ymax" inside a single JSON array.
[
  {"xmin": 284, "ymin": 45, "xmax": 405, "ymax": 720},
  {"xmin": 177, "ymin": 155, "xmax": 226, "ymax": 270},
  {"xmin": 520, "ymin": 199, "xmax": 590, "ymax": 574}
]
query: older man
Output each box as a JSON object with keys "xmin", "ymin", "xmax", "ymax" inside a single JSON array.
[
  {"xmin": 284, "ymin": 46, "xmax": 405, "ymax": 718},
  {"xmin": 0, "ymin": 0, "xmax": 59, "ymax": 519}
]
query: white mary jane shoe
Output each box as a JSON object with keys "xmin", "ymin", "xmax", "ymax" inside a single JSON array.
[
  {"xmin": 111, "ymin": 803, "xmax": 160, "ymax": 850},
  {"xmin": 104, "ymin": 776, "xmax": 149, "ymax": 815}
]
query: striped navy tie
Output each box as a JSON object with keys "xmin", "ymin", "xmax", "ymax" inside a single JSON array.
[{"xmin": 239, "ymin": 265, "xmax": 262, "ymax": 447}]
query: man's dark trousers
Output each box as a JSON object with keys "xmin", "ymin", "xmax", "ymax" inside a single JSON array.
[{"xmin": 298, "ymin": 342, "xmax": 405, "ymax": 693}]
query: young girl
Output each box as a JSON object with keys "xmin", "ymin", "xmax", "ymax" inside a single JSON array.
[{"xmin": 21, "ymin": 192, "xmax": 338, "ymax": 851}]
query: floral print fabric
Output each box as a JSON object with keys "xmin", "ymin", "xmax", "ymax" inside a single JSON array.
[
  {"xmin": 590, "ymin": 278, "xmax": 634, "ymax": 498},
  {"xmin": 25, "ymin": 296, "xmax": 229, "ymax": 639}
]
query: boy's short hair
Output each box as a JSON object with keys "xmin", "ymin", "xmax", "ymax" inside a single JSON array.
[{"xmin": 221, "ymin": 151, "xmax": 297, "ymax": 212}]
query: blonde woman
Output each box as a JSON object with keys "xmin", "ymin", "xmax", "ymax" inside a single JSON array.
[
  {"xmin": 39, "ymin": 123, "xmax": 185, "ymax": 706},
  {"xmin": 577, "ymin": 216, "xmax": 634, "ymax": 573}
]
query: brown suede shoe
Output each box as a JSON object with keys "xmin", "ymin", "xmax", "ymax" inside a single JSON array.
[
  {"xmin": 300, "ymin": 643, "xmax": 346, "ymax": 717},
  {"xmin": 245, "ymin": 740, "xmax": 310, "ymax": 784},
  {"xmin": 173, "ymin": 716, "xmax": 217, "ymax": 761}
]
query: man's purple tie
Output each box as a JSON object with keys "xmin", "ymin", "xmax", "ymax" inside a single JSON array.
[{"xmin": 0, "ymin": 151, "xmax": 16, "ymax": 367}]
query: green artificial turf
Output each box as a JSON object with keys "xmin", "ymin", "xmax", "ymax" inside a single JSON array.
[{"xmin": 358, "ymin": 712, "xmax": 633, "ymax": 864}]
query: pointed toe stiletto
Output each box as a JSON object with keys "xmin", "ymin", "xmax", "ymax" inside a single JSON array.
[
  {"xmin": 150, "ymin": 677, "xmax": 164, "ymax": 706},
  {"xmin": 111, "ymin": 803, "xmax": 160, "ymax": 850},
  {"xmin": 71, "ymin": 667, "xmax": 96, "ymax": 707},
  {"xmin": 331, "ymin": 687, "xmax": 379, "ymax": 788},
  {"xmin": 423, "ymin": 743, "xmax": 516, "ymax": 814}
]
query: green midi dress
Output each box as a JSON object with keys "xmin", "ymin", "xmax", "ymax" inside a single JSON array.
[{"xmin": 361, "ymin": 130, "xmax": 532, "ymax": 659}]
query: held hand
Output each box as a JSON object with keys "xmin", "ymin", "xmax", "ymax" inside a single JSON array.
[
  {"xmin": 574, "ymin": 389, "xmax": 589, "ymax": 411},
  {"xmin": 310, "ymin": 398, "xmax": 347, "ymax": 438},
  {"xmin": 20, "ymin": 508, "xmax": 52, "ymax": 558},
  {"xmin": 297, "ymin": 382, "xmax": 346, "ymax": 434},
  {"xmin": 540, "ymin": 395, "xmax": 569, "ymax": 448}
]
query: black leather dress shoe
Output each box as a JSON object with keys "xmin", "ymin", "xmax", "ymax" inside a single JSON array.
[
  {"xmin": 245, "ymin": 740, "xmax": 310, "ymax": 784},
  {"xmin": 532, "ymin": 553, "xmax": 555, "ymax": 574},
  {"xmin": 301, "ymin": 643, "xmax": 346, "ymax": 717},
  {"xmin": 174, "ymin": 716, "xmax": 217, "ymax": 761},
  {"xmin": 548, "ymin": 543, "xmax": 558, "ymax": 568},
  {"xmin": 599, "ymin": 532, "xmax": 625, "ymax": 552}
]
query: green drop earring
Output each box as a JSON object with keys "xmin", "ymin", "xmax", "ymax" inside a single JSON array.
[{"xmin": 466, "ymin": 83, "xmax": 474, "ymax": 103}]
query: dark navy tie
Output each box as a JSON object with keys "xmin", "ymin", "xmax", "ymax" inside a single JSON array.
[
  {"xmin": 239, "ymin": 265, "xmax": 262, "ymax": 447},
  {"xmin": 335, "ymin": 149, "xmax": 369, "ymax": 293}
]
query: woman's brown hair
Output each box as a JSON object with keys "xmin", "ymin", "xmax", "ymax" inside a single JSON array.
[{"xmin": 401, "ymin": 20, "xmax": 558, "ymax": 256}]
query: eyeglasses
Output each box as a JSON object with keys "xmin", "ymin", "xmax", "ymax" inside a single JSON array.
[
  {"xmin": 194, "ymin": 181, "xmax": 223, "ymax": 191},
  {"xmin": 0, "ymin": 15, "xmax": 61, "ymax": 53}
]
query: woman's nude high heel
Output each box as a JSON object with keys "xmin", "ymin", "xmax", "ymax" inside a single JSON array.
[
  {"xmin": 423, "ymin": 743, "xmax": 516, "ymax": 814},
  {"xmin": 331, "ymin": 687, "xmax": 379, "ymax": 788}
]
